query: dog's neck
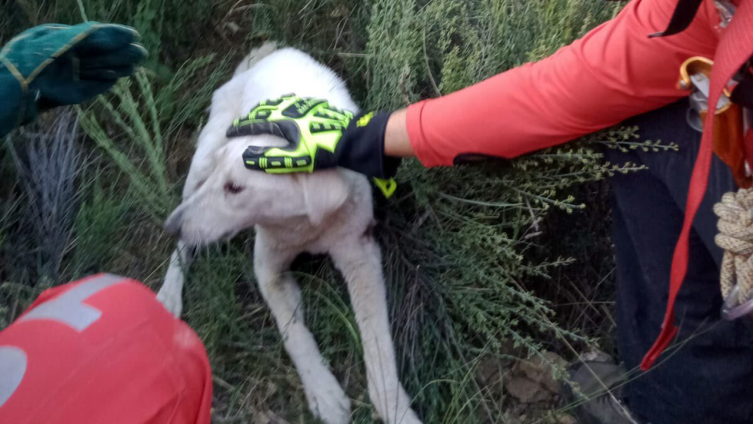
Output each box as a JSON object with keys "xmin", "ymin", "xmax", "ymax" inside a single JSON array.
[
  {"xmin": 255, "ymin": 216, "xmax": 329, "ymax": 252},
  {"xmin": 255, "ymin": 196, "xmax": 355, "ymax": 254}
]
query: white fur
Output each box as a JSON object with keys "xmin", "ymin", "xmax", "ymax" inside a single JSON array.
[{"xmin": 157, "ymin": 44, "xmax": 422, "ymax": 424}]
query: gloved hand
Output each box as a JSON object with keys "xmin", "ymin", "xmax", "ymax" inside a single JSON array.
[
  {"xmin": 225, "ymin": 94, "xmax": 400, "ymax": 179},
  {"xmin": 0, "ymin": 22, "xmax": 147, "ymax": 136}
]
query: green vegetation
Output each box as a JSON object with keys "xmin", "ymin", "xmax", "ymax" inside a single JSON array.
[{"xmin": 0, "ymin": 1, "xmax": 673, "ymax": 422}]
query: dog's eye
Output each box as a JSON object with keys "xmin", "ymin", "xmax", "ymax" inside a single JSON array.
[{"xmin": 224, "ymin": 182, "xmax": 245, "ymax": 194}]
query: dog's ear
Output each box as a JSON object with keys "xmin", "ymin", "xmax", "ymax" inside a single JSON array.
[{"xmin": 298, "ymin": 171, "xmax": 349, "ymax": 226}]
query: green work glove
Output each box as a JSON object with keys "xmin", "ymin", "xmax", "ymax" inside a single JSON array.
[
  {"xmin": 226, "ymin": 95, "xmax": 401, "ymax": 181},
  {"xmin": 0, "ymin": 22, "xmax": 147, "ymax": 137}
]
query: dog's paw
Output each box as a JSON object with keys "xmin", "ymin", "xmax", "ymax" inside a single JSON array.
[
  {"xmin": 303, "ymin": 371, "xmax": 351, "ymax": 424},
  {"xmin": 156, "ymin": 283, "xmax": 183, "ymax": 317}
]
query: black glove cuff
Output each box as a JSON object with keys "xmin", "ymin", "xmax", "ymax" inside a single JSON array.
[{"xmin": 336, "ymin": 111, "xmax": 401, "ymax": 179}]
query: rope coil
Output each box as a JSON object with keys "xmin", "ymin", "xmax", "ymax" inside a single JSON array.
[{"xmin": 714, "ymin": 187, "xmax": 753, "ymax": 305}]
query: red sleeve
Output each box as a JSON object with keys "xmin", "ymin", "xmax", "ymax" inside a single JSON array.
[{"xmin": 406, "ymin": 0, "xmax": 721, "ymax": 167}]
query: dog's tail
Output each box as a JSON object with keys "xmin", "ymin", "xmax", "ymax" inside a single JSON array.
[{"xmin": 233, "ymin": 42, "xmax": 277, "ymax": 77}]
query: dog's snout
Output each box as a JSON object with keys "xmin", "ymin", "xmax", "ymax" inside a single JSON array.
[{"xmin": 164, "ymin": 208, "xmax": 184, "ymax": 238}]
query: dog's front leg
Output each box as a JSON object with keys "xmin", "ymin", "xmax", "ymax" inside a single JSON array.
[
  {"xmin": 330, "ymin": 237, "xmax": 422, "ymax": 424},
  {"xmin": 157, "ymin": 240, "xmax": 192, "ymax": 317},
  {"xmin": 254, "ymin": 234, "xmax": 351, "ymax": 424}
]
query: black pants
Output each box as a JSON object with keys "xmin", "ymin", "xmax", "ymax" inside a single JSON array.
[{"xmin": 607, "ymin": 99, "xmax": 753, "ymax": 424}]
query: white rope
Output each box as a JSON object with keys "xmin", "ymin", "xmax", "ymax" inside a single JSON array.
[{"xmin": 713, "ymin": 187, "xmax": 753, "ymax": 304}]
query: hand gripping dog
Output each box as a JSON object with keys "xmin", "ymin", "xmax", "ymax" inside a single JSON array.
[{"xmin": 226, "ymin": 95, "xmax": 399, "ymax": 197}]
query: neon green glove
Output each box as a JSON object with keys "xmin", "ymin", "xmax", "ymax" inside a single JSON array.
[{"xmin": 226, "ymin": 95, "xmax": 401, "ymax": 185}]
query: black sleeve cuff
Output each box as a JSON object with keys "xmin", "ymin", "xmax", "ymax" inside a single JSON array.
[{"xmin": 337, "ymin": 111, "xmax": 401, "ymax": 179}]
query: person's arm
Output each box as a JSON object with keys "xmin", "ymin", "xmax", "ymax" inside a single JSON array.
[
  {"xmin": 383, "ymin": 108, "xmax": 413, "ymax": 156},
  {"xmin": 401, "ymin": 0, "xmax": 720, "ymax": 166},
  {"xmin": 226, "ymin": 0, "xmax": 720, "ymax": 177}
]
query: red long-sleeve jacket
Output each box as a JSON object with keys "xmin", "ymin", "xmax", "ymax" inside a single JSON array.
[
  {"xmin": 407, "ymin": 0, "xmax": 753, "ymax": 370},
  {"xmin": 406, "ymin": 0, "xmax": 727, "ymax": 166}
]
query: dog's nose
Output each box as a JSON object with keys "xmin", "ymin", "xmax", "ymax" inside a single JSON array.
[{"xmin": 163, "ymin": 208, "xmax": 184, "ymax": 238}]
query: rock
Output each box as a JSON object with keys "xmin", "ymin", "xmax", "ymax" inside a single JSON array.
[
  {"xmin": 544, "ymin": 351, "xmax": 568, "ymax": 367},
  {"xmin": 477, "ymin": 354, "xmax": 503, "ymax": 386},
  {"xmin": 516, "ymin": 351, "xmax": 567, "ymax": 394},
  {"xmin": 557, "ymin": 414, "xmax": 578, "ymax": 424},
  {"xmin": 330, "ymin": 5, "xmax": 348, "ymax": 18},
  {"xmin": 506, "ymin": 376, "xmax": 552, "ymax": 403},
  {"xmin": 580, "ymin": 349, "xmax": 612, "ymax": 363},
  {"xmin": 499, "ymin": 340, "xmax": 526, "ymax": 358},
  {"xmin": 502, "ymin": 412, "xmax": 523, "ymax": 424},
  {"xmin": 253, "ymin": 411, "xmax": 271, "ymax": 424},
  {"xmin": 253, "ymin": 410, "xmax": 291, "ymax": 424},
  {"xmin": 224, "ymin": 22, "xmax": 240, "ymax": 34},
  {"xmin": 266, "ymin": 381, "xmax": 278, "ymax": 397}
]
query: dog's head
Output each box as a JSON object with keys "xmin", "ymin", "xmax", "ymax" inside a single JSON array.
[{"xmin": 164, "ymin": 136, "xmax": 350, "ymax": 246}]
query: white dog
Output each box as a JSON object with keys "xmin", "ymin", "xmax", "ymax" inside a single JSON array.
[{"xmin": 157, "ymin": 44, "xmax": 422, "ymax": 424}]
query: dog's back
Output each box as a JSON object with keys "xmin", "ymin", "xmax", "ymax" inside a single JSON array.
[{"xmin": 234, "ymin": 46, "xmax": 359, "ymax": 116}]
